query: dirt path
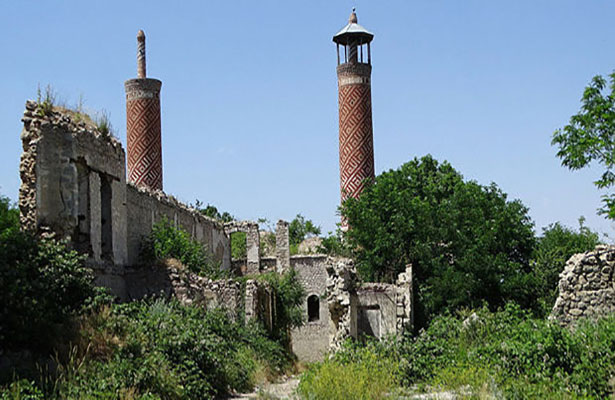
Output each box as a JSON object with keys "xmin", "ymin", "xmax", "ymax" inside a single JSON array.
[{"xmin": 228, "ymin": 376, "xmax": 300, "ymax": 399}]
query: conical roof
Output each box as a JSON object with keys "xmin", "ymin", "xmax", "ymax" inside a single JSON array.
[{"xmin": 333, "ymin": 8, "xmax": 374, "ymax": 44}]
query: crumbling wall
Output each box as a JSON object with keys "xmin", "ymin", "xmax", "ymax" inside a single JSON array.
[
  {"xmin": 225, "ymin": 221, "xmax": 260, "ymax": 274},
  {"xmin": 551, "ymin": 245, "xmax": 615, "ymax": 326},
  {"xmin": 18, "ymin": 101, "xmax": 231, "ymax": 298},
  {"xmin": 125, "ymin": 185, "xmax": 230, "ymax": 269},
  {"xmin": 245, "ymin": 279, "xmax": 274, "ymax": 331},
  {"xmin": 20, "ymin": 100, "xmax": 128, "ymax": 294},
  {"xmin": 124, "ymin": 259, "xmax": 242, "ymax": 318},
  {"xmin": 276, "ymin": 220, "xmax": 290, "ymax": 272},
  {"xmin": 325, "ymin": 261, "xmax": 413, "ymax": 351},
  {"xmin": 356, "ymin": 283, "xmax": 398, "ymax": 338}
]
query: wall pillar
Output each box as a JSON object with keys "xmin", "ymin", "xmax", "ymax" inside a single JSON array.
[
  {"xmin": 246, "ymin": 223, "xmax": 260, "ymax": 274},
  {"xmin": 395, "ymin": 264, "xmax": 413, "ymax": 332},
  {"xmin": 276, "ymin": 220, "xmax": 290, "ymax": 273}
]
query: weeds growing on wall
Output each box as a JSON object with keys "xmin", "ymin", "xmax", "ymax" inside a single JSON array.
[
  {"xmin": 140, "ymin": 218, "xmax": 223, "ymax": 278},
  {"xmin": 36, "ymin": 84, "xmax": 56, "ymax": 116},
  {"xmin": 93, "ymin": 109, "xmax": 115, "ymax": 138},
  {"xmin": 254, "ymin": 269, "xmax": 306, "ymax": 349}
]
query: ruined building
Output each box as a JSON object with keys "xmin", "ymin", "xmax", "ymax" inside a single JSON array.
[{"xmin": 17, "ymin": 11, "xmax": 411, "ymax": 362}]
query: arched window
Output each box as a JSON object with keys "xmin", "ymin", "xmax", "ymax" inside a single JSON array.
[{"xmin": 307, "ymin": 294, "xmax": 320, "ymax": 322}]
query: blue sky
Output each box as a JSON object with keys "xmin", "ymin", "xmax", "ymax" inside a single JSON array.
[{"xmin": 1, "ymin": 1, "xmax": 615, "ymax": 237}]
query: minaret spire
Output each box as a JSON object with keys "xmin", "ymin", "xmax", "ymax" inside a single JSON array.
[
  {"xmin": 124, "ymin": 30, "xmax": 164, "ymax": 191},
  {"xmin": 137, "ymin": 30, "xmax": 146, "ymax": 78},
  {"xmin": 333, "ymin": 11, "xmax": 375, "ymax": 228}
]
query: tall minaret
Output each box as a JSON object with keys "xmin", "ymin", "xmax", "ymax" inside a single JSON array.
[
  {"xmin": 333, "ymin": 9, "xmax": 375, "ymax": 214},
  {"xmin": 124, "ymin": 30, "xmax": 163, "ymax": 191}
]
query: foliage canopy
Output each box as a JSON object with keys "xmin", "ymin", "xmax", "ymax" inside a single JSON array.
[
  {"xmin": 552, "ymin": 71, "xmax": 615, "ymax": 218},
  {"xmin": 341, "ymin": 155, "xmax": 537, "ymax": 326}
]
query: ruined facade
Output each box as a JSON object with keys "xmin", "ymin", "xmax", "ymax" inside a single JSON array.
[
  {"xmin": 17, "ymin": 14, "xmax": 414, "ymax": 362},
  {"xmin": 551, "ymin": 245, "xmax": 615, "ymax": 326}
]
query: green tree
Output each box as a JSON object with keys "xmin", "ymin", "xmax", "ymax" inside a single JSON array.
[
  {"xmin": 289, "ymin": 214, "xmax": 321, "ymax": 254},
  {"xmin": 552, "ymin": 71, "xmax": 615, "ymax": 218},
  {"xmin": 341, "ymin": 155, "xmax": 537, "ymax": 327},
  {"xmin": 194, "ymin": 200, "xmax": 235, "ymax": 223},
  {"xmin": 532, "ymin": 218, "xmax": 601, "ymax": 315}
]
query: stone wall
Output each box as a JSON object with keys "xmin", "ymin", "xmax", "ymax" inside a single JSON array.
[
  {"xmin": 125, "ymin": 259, "xmax": 242, "ymax": 318},
  {"xmin": 551, "ymin": 245, "xmax": 615, "ymax": 326},
  {"xmin": 290, "ymin": 255, "xmax": 332, "ymax": 362},
  {"xmin": 126, "ymin": 184, "xmax": 230, "ymax": 269},
  {"xmin": 225, "ymin": 221, "xmax": 260, "ymax": 274},
  {"xmin": 18, "ymin": 102, "xmax": 231, "ymax": 299}
]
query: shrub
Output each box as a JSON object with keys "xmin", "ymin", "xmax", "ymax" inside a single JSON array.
[
  {"xmin": 231, "ymin": 231, "xmax": 247, "ymax": 260},
  {"xmin": 301, "ymin": 305, "xmax": 615, "ymax": 398},
  {"xmin": 0, "ymin": 380, "xmax": 45, "ymax": 400},
  {"xmin": 0, "ymin": 195, "xmax": 95, "ymax": 352},
  {"xmin": 256, "ymin": 269, "xmax": 305, "ymax": 348},
  {"xmin": 45, "ymin": 298, "xmax": 290, "ymax": 399},
  {"xmin": 141, "ymin": 218, "xmax": 220, "ymax": 277}
]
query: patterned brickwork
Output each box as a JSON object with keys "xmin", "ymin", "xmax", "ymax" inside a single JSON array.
[
  {"xmin": 338, "ymin": 70, "xmax": 374, "ymax": 204},
  {"xmin": 125, "ymin": 78, "xmax": 163, "ymax": 191}
]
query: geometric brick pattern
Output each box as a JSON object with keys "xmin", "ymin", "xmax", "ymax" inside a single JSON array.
[
  {"xmin": 338, "ymin": 79, "xmax": 374, "ymax": 204},
  {"xmin": 126, "ymin": 80, "xmax": 163, "ymax": 191}
]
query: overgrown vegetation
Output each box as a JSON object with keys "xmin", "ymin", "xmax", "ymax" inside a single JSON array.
[
  {"xmin": 0, "ymin": 194, "xmax": 300, "ymax": 398},
  {"xmin": 0, "ymin": 195, "xmax": 96, "ymax": 353},
  {"xmin": 300, "ymin": 304, "xmax": 615, "ymax": 399},
  {"xmin": 341, "ymin": 155, "xmax": 537, "ymax": 328},
  {"xmin": 36, "ymin": 84, "xmax": 56, "ymax": 116},
  {"xmin": 140, "ymin": 218, "xmax": 222, "ymax": 278},
  {"xmin": 255, "ymin": 269, "xmax": 305, "ymax": 348},
  {"xmin": 93, "ymin": 109, "xmax": 114, "ymax": 137},
  {"xmin": 2, "ymin": 299, "xmax": 292, "ymax": 399}
]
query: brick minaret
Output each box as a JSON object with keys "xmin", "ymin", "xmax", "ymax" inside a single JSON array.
[
  {"xmin": 125, "ymin": 30, "xmax": 163, "ymax": 191},
  {"xmin": 333, "ymin": 9, "xmax": 375, "ymax": 213}
]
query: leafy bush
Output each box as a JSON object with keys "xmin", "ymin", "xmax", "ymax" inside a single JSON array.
[
  {"xmin": 141, "ymin": 218, "xmax": 220, "ymax": 277},
  {"xmin": 317, "ymin": 228, "xmax": 352, "ymax": 258},
  {"xmin": 256, "ymin": 269, "xmax": 305, "ymax": 348},
  {"xmin": 194, "ymin": 200, "xmax": 235, "ymax": 223},
  {"xmin": 30, "ymin": 299, "xmax": 290, "ymax": 399},
  {"xmin": 0, "ymin": 195, "xmax": 95, "ymax": 352},
  {"xmin": 231, "ymin": 231, "xmax": 247, "ymax": 260},
  {"xmin": 0, "ymin": 380, "xmax": 45, "ymax": 400}
]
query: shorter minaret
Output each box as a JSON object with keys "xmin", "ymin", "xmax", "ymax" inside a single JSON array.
[
  {"xmin": 333, "ymin": 9, "xmax": 375, "ymax": 213},
  {"xmin": 124, "ymin": 30, "xmax": 163, "ymax": 191}
]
